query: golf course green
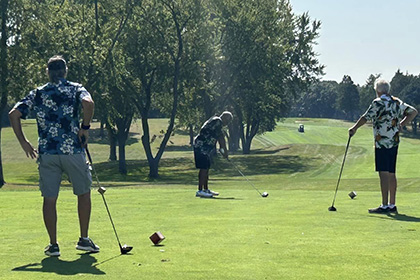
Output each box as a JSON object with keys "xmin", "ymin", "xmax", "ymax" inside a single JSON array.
[{"xmin": 1, "ymin": 118, "xmax": 420, "ymax": 280}]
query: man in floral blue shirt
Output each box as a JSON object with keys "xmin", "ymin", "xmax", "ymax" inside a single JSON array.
[
  {"xmin": 349, "ymin": 79, "xmax": 417, "ymax": 214},
  {"xmin": 9, "ymin": 55, "xmax": 99, "ymax": 256},
  {"xmin": 194, "ymin": 111, "xmax": 232, "ymax": 198}
]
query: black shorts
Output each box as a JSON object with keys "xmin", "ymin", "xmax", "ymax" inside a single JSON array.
[
  {"xmin": 194, "ymin": 147, "xmax": 211, "ymax": 169},
  {"xmin": 375, "ymin": 146, "xmax": 398, "ymax": 173}
]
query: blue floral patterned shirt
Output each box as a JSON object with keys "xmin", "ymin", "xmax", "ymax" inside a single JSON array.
[{"xmin": 14, "ymin": 78, "xmax": 91, "ymax": 155}]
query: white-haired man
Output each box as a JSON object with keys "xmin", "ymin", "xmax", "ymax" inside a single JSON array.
[
  {"xmin": 193, "ymin": 111, "xmax": 233, "ymax": 198},
  {"xmin": 349, "ymin": 79, "xmax": 417, "ymax": 213}
]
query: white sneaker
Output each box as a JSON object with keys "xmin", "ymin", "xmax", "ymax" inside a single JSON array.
[
  {"xmin": 196, "ymin": 190, "xmax": 213, "ymax": 198},
  {"xmin": 205, "ymin": 189, "xmax": 219, "ymax": 196}
]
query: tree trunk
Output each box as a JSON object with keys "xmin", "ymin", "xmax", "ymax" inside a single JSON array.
[
  {"xmin": 117, "ymin": 134, "xmax": 127, "ymax": 175},
  {"xmin": 0, "ymin": 0, "xmax": 9, "ymax": 187},
  {"xmin": 241, "ymin": 120, "xmax": 259, "ymax": 155},
  {"xmin": 412, "ymin": 117, "xmax": 417, "ymax": 135},
  {"xmin": 243, "ymin": 137, "xmax": 252, "ymax": 154},
  {"xmin": 100, "ymin": 120, "xmax": 105, "ymax": 139},
  {"xmin": 189, "ymin": 124, "xmax": 194, "ymax": 146},
  {"xmin": 148, "ymin": 159, "xmax": 159, "ymax": 178},
  {"xmin": 228, "ymin": 118, "xmax": 241, "ymax": 152},
  {"xmin": 106, "ymin": 124, "xmax": 117, "ymax": 161}
]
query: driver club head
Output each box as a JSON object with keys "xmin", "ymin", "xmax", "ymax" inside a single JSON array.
[
  {"xmin": 328, "ymin": 206, "xmax": 337, "ymax": 211},
  {"xmin": 261, "ymin": 192, "xmax": 269, "ymax": 197},
  {"xmin": 120, "ymin": 244, "xmax": 133, "ymax": 254}
]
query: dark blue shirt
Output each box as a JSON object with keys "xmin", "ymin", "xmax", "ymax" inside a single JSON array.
[
  {"xmin": 193, "ymin": 116, "xmax": 224, "ymax": 154},
  {"xmin": 14, "ymin": 78, "xmax": 91, "ymax": 155}
]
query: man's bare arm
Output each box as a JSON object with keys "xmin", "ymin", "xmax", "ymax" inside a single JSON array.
[{"xmin": 8, "ymin": 108, "xmax": 37, "ymax": 159}]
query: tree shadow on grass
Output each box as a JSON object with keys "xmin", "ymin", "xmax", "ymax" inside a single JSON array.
[
  {"xmin": 164, "ymin": 145, "xmax": 193, "ymax": 152},
  {"xmin": 12, "ymin": 253, "xmax": 105, "ymax": 275},
  {"xmin": 88, "ymin": 128, "xmax": 140, "ymax": 146},
  {"xmin": 250, "ymin": 146, "xmax": 290, "ymax": 155},
  {"xmin": 89, "ymin": 154, "xmax": 315, "ymax": 186},
  {"xmin": 18, "ymin": 153, "xmax": 315, "ymax": 187}
]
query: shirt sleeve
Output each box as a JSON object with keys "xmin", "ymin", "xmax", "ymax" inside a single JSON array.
[
  {"xmin": 214, "ymin": 119, "xmax": 224, "ymax": 139},
  {"xmin": 14, "ymin": 90, "xmax": 36, "ymax": 119},
  {"xmin": 400, "ymin": 102, "xmax": 416, "ymax": 117},
  {"xmin": 77, "ymin": 86, "xmax": 91, "ymax": 101},
  {"xmin": 361, "ymin": 100, "xmax": 380, "ymax": 121}
]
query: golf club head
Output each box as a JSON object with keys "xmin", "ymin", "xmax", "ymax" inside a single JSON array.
[
  {"xmin": 120, "ymin": 244, "xmax": 133, "ymax": 254},
  {"xmin": 261, "ymin": 192, "xmax": 269, "ymax": 197},
  {"xmin": 328, "ymin": 206, "xmax": 337, "ymax": 211},
  {"xmin": 98, "ymin": 186, "xmax": 106, "ymax": 194}
]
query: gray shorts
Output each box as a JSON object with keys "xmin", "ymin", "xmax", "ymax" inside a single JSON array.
[{"xmin": 38, "ymin": 154, "xmax": 92, "ymax": 197}]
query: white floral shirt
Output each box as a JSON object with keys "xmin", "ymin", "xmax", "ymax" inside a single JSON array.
[{"xmin": 362, "ymin": 94, "xmax": 415, "ymax": 149}]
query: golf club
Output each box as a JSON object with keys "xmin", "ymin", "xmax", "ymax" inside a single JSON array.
[
  {"xmin": 220, "ymin": 150, "xmax": 268, "ymax": 197},
  {"xmin": 85, "ymin": 145, "xmax": 133, "ymax": 254},
  {"xmin": 328, "ymin": 135, "xmax": 351, "ymax": 211}
]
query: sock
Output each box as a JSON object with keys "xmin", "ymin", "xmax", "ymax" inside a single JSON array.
[
  {"xmin": 380, "ymin": 204, "xmax": 388, "ymax": 209},
  {"xmin": 388, "ymin": 204, "xmax": 395, "ymax": 208}
]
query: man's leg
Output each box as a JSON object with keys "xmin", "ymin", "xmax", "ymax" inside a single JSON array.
[
  {"xmin": 78, "ymin": 191, "xmax": 91, "ymax": 238},
  {"xmin": 43, "ymin": 197, "xmax": 58, "ymax": 245},
  {"xmin": 198, "ymin": 169, "xmax": 209, "ymax": 191},
  {"xmin": 378, "ymin": 171, "xmax": 390, "ymax": 206},
  {"xmin": 389, "ymin": 172, "xmax": 397, "ymax": 205},
  {"xmin": 203, "ymin": 169, "xmax": 209, "ymax": 190}
]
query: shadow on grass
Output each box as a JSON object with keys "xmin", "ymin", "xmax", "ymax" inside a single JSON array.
[
  {"xmin": 367, "ymin": 213, "xmax": 420, "ymax": 223},
  {"xmin": 16, "ymin": 153, "xmax": 315, "ymax": 187},
  {"xmin": 12, "ymin": 253, "xmax": 105, "ymax": 275},
  {"xmin": 251, "ymin": 146, "xmax": 290, "ymax": 155},
  {"xmin": 387, "ymin": 213, "xmax": 420, "ymax": 222},
  {"xmin": 88, "ymin": 154, "xmax": 314, "ymax": 185},
  {"xmin": 164, "ymin": 145, "xmax": 193, "ymax": 152},
  {"xmin": 88, "ymin": 128, "xmax": 140, "ymax": 146}
]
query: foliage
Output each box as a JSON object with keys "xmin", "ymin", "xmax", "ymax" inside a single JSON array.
[
  {"xmin": 358, "ymin": 74, "xmax": 380, "ymax": 113},
  {"xmin": 336, "ymin": 75, "xmax": 359, "ymax": 120},
  {"xmin": 293, "ymin": 80, "xmax": 339, "ymax": 118},
  {"xmin": 215, "ymin": 0, "xmax": 324, "ymax": 153}
]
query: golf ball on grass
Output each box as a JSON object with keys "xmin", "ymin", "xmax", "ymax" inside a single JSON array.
[{"xmin": 262, "ymin": 192, "xmax": 269, "ymax": 197}]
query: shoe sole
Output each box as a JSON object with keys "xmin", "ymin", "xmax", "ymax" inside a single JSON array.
[
  {"xmin": 76, "ymin": 245, "xmax": 100, "ymax": 252},
  {"xmin": 45, "ymin": 251, "xmax": 60, "ymax": 257}
]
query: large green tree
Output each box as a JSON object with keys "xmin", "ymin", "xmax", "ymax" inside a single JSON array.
[
  {"xmin": 336, "ymin": 75, "xmax": 359, "ymax": 121},
  {"xmin": 122, "ymin": 0, "xmax": 204, "ymax": 178},
  {"xmin": 294, "ymin": 80, "xmax": 339, "ymax": 118},
  {"xmin": 216, "ymin": 0, "xmax": 324, "ymax": 154}
]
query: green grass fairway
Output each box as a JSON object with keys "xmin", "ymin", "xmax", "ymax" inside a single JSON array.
[{"xmin": 1, "ymin": 118, "xmax": 420, "ymax": 279}]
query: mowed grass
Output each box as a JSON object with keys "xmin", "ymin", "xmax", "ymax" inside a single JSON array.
[{"xmin": 2, "ymin": 118, "xmax": 420, "ymax": 279}]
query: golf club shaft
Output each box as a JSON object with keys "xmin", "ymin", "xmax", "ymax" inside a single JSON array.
[
  {"xmin": 226, "ymin": 157, "xmax": 263, "ymax": 196},
  {"xmin": 331, "ymin": 136, "xmax": 351, "ymax": 206},
  {"xmin": 85, "ymin": 146, "xmax": 123, "ymax": 248},
  {"xmin": 100, "ymin": 193, "xmax": 122, "ymax": 247},
  {"xmin": 85, "ymin": 147, "xmax": 102, "ymax": 188}
]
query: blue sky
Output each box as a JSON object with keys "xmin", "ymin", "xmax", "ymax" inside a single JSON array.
[{"xmin": 290, "ymin": 0, "xmax": 420, "ymax": 85}]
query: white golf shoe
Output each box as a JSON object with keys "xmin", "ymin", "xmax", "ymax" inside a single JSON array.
[{"xmin": 196, "ymin": 190, "xmax": 213, "ymax": 198}]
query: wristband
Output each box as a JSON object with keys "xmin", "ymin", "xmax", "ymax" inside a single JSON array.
[{"xmin": 81, "ymin": 124, "xmax": 91, "ymax": 130}]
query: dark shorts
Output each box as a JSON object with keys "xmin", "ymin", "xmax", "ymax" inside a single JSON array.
[
  {"xmin": 194, "ymin": 147, "xmax": 212, "ymax": 169},
  {"xmin": 375, "ymin": 146, "xmax": 398, "ymax": 173}
]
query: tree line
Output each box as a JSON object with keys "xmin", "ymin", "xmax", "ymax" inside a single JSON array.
[
  {"xmin": 0, "ymin": 0, "xmax": 323, "ymax": 183},
  {"xmin": 293, "ymin": 71, "xmax": 420, "ymax": 133}
]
